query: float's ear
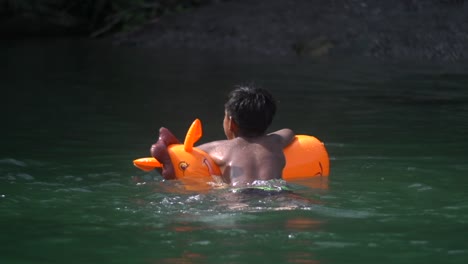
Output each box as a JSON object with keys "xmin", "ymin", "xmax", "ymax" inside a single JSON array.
[{"xmin": 184, "ymin": 119, "xmax": 203, "ymax": 152}]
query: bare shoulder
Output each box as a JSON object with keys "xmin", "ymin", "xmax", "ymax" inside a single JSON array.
[
  {"xmin": 268, "ymin": 128, "xmax": 295, "ymax": 147},
  {"xmin": 197, "ymin": 140, "xmax": 230, "ymax": 153},
  {"xmin": 197, "ymin": 139, "xmax": 235, "ymax": 168}
]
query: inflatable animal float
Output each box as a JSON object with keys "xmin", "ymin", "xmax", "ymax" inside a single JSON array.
[{"xmin": 133, "ymin": 119, "xmax": 329, "ymax": 190}]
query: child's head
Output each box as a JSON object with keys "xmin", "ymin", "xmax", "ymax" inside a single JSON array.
[{"xmin": 224, "ymin": 85, "xmax": 277, "ymax": 138}]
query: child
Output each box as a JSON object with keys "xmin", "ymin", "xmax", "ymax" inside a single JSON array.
[{"xmin": 197, "ymin": 85, "xmax": 295, "ymax": 186}]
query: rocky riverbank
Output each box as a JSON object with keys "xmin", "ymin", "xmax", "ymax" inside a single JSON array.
[{"xmin": 115, "ymin": 0, "xmax": 468, "ymax": 61}]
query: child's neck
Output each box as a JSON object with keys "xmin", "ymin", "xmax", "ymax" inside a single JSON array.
[{"xmin": 235, "ymin": 131, "xmax": 265, "ymax": 139}]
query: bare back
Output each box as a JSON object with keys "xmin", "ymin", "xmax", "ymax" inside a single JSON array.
[{"xmin": 198, "ymin": 129, "xmax": 294, "ymax": 186}]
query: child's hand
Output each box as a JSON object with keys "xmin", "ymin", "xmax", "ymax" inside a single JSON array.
[{"xmin": 150, "ymin": 127, "xmax": 180, "ymax": 180}]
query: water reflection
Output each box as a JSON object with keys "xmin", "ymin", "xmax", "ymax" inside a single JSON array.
[
  {"xmin": 132, "ymin": 178, "xmax": 327, "ymax": 263},
  {"xmin": 157, "ymin": 251, "xmax": 206, "ymax": 264},
  {"xmin": 285, "ymin": 217, "xmax": 323, "ymax": 231},
  {"xmin": 153, "ymin": 213, "xmax": 325, "ymax": 264}
]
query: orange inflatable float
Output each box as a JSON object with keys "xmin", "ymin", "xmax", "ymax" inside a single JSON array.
[{"xmin": 133, "ymin": 119, "xmax": 329, "ymax": 187}]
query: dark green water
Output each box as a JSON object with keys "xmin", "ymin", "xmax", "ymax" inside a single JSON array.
[{"xmin": 1, "ymin": 39, "xmax": 468, "ymax": 264}]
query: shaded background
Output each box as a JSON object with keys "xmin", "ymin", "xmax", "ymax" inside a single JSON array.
[{"xmin": 2, "ymin": 0, "xmax": 468, "ymax": 60}]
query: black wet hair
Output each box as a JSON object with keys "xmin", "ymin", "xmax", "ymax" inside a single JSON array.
[{"xmin": 224, "ymin": 85, "xmax": 277, "ymax": 137}]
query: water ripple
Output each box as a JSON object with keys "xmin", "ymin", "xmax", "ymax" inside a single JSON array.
[
  {"xmin": 54, "ymin": 187, "xmax": 93, "ymax": 193},
  {"xmin": 314, "ymin": 241, "xmax": 359, "ymax": 248},
  {"xmin": 408, "ymin": 183, "xmax": 433, "ymax": 191},
  {"xmin": 0, "ymin": 158, "xmax": 27, "ymax": 167},
  {"xmin": 307, "ymin": 205, "xmax": 378, "ymax": 219}
]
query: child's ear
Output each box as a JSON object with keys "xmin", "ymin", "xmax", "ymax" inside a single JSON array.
[{"xmin": 229, "ymin": 118, "xmax": 238, "ymax": 133}]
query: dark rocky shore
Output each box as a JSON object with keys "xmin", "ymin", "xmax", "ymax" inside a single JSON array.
[{"xmin": 115, "ymin": 0, "xmax": 468, "ymax": 61}]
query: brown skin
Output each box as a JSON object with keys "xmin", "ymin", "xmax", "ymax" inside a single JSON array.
[{"xmin": 197, "ymin": 111, "xmax": 295, "ymax": 186}]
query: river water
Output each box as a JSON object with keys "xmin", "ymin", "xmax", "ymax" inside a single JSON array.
[{"xmin": 1, "ymin": 38, "xmax": 467, "ymax": 264}]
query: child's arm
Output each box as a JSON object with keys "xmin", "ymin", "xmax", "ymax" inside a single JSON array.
[{"xmin": 269, "ymin": 128, "xmax": 295, "ymax": 148}]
